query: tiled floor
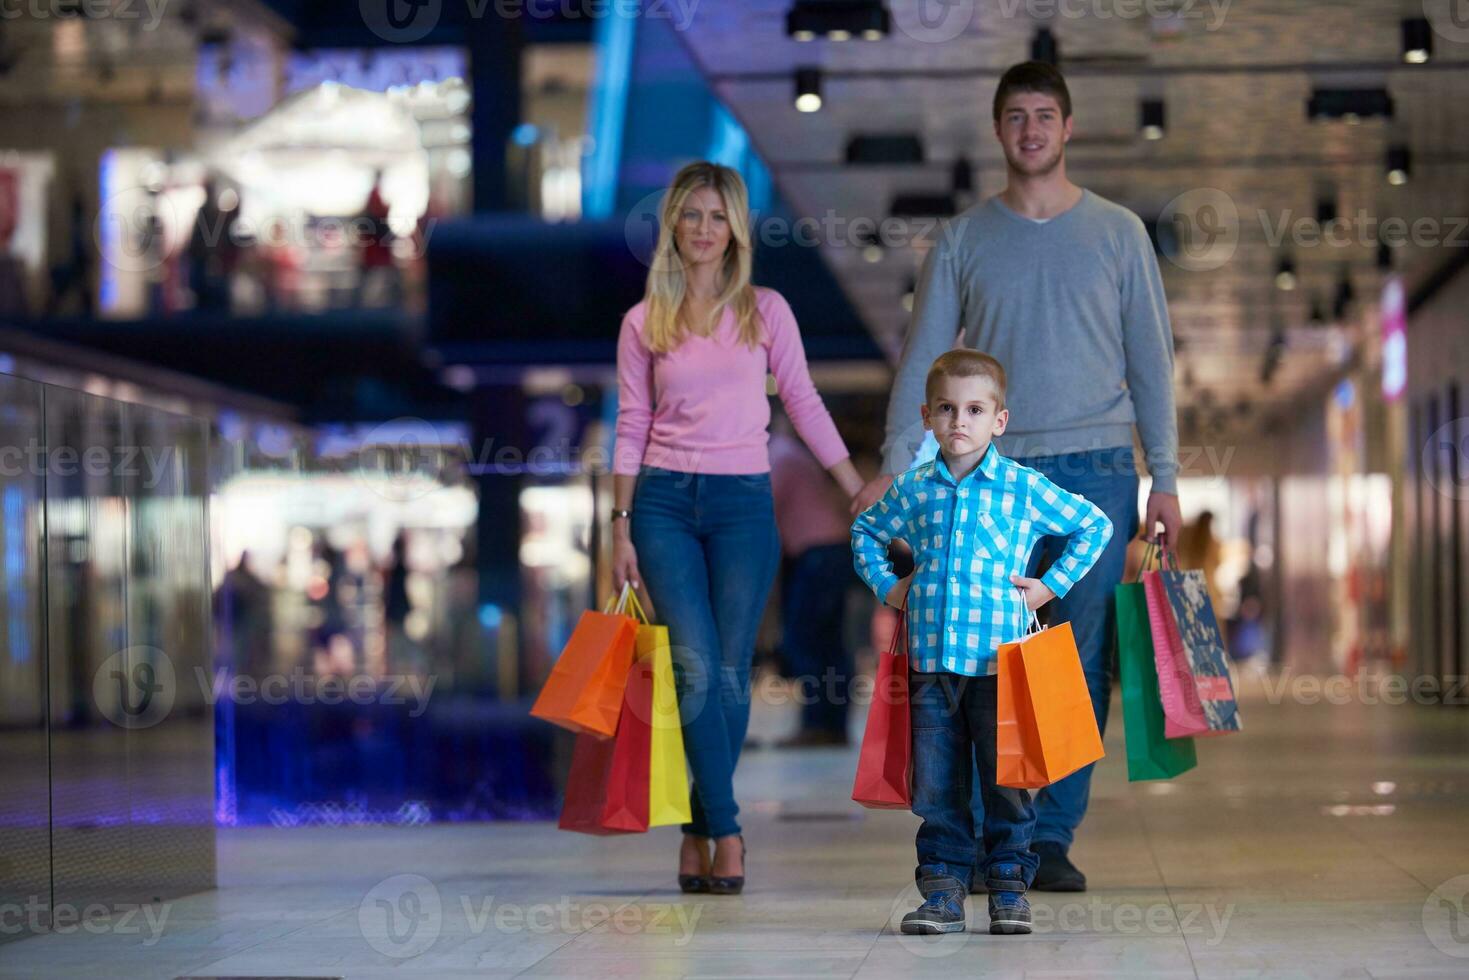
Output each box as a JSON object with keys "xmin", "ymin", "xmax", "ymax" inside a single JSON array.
[{"xmin": 5, "ymin": 673, "xmax": 1469, "ymax": 979}]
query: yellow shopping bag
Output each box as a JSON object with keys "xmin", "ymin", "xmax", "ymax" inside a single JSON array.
[{"xmin": 641, "ymin": 615, "xmax": 692, "ymax": 827}]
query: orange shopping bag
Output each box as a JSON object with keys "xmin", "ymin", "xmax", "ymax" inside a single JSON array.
[
  {"xmin": 530, "ymin": 584, "xmax": 640, "ymax": 738},
  {"xmin": 996, "ymin": 607, "xmax": 1104, "ymax": 790}
]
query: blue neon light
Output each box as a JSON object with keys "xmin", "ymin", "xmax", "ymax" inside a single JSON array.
[{"xmin": 583, "ymin": 7, "xmax": 636, "ymax": 219}]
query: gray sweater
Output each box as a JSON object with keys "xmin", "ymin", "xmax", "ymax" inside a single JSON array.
[{"xmin": 881, "ymin": 189, "xmax": 1179, "ymax": 494}]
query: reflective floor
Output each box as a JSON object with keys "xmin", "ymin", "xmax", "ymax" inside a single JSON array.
[{"xmin": 4, "ymin": 672, "xmax": 1469, "ymax": 979}]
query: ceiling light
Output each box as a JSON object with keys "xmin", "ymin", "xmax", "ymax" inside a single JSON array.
[
  {"xmin": 1386, "ymin": 145, "xmax": 1410, "ymax": 185},
  {"xmin": 846, "ymin": 134, "xmax": 924, "ymax": 165},
  {"xmin": 794, "ymin": 67, "xmax": 822, "ymax": 113},
  {"xmin": 1402, "ymin": 17, "xmax": 1432, "ymax": 64},
  {"xmin": 786, "ymin": 1, "xmax": 890, "ymax": 42},
  {"xmin": 951, "ymin": 156, "xmax": 974, "ymax": 195},
  {"xmin": 1274, "ymin": 256, "xmax": 1296, "ymax": 291},
  {"xmin": 856, "ymin": 226, "xmax": 885, "ymax": 262},
  {"xmin": 1377, "ymin": 239, "xmax": 1393, "ymax": 271},
  {"xmin": 1030, "ymin": 27, "xmax": 1059, "ymax": 65},
  {"xmin": 890, "ymin": 192, "xmax": 957, "ymax": 218},
  {"xmin": 1316, "ymin": 190, "xmax": 1337, "ymax": 226},
  {"xmin": 1140, "ymin": 99, "xmax": 1165, "ymax": 140},
  {"xmin": 1306, "ymin": 88, "xmax": 1394, "ymax": 122}
]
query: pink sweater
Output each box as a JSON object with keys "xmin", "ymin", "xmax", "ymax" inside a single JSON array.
[{"xmin": 614, "ymin": 287, "xmax": 849, "ymax": 476}]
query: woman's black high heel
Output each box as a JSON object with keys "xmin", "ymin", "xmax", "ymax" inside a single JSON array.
[
  {"xmin": 678, "ymin": 835, "xmax": 710, "ymax": 894},
  {"xmin": 708, "ymin": 835, "xmax": 746, "ymax": 895}
]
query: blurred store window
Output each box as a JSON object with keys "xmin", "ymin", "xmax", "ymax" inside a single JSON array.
[{"xmin": 513, "ymin": 44, "xmax": 594, "ymax": 221}]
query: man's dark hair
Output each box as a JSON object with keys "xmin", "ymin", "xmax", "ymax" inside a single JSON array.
[{"xmin": 992, "ymin": 61, "xmax": 1072, "ymax": 122}]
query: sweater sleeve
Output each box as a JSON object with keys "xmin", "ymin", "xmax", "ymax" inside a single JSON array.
[
  {"xmin": 1119, "ymin": 216, "xmax": 1180, "ymax": 495},
  {"xmin": 881, "ymin": 239, "xmax": 963, "ymax": 474},
  {"xmin": 764, "ymin": 291, "xmax": 850, "ymax": 469},
  {"xmin": 613, "ymin": 309, "xmax": 654, "ymax": 476}
]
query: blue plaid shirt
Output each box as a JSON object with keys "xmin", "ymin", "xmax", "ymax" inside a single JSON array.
[{"xmin": 851, "ymin": 446, "xmax": 1113, "ymax": 675}]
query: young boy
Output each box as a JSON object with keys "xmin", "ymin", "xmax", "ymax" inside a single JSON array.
[{"xmin": 851, "ymin": 349, "xmax": 1113, "ymax": 935}]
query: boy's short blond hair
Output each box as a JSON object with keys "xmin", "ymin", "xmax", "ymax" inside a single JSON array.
[{"xmin": 925, "ymin": 349, "xmax": 1008, "ymax": 410}]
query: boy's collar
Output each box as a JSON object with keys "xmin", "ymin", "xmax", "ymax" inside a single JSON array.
[{"xmin": 930, "ymin": 443, "xmax": 1001, "ymax": 486}]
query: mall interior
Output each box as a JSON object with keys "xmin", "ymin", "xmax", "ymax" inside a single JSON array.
[{"xmin": 0, "ymin": 1, "xmax": 1466, "ymax": 977}]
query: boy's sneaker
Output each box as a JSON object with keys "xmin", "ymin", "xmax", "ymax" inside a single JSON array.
[
  {"xmin": 901, "ymin": 875, "xmax": 966, "ymax": 935},
  {"xmin": 985, "ymin": 863, "xmax": 1033, "ymax": 935}
]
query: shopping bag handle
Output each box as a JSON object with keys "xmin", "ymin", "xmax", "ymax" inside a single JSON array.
[
  {"xmin": 603, "ymin": 582, "xmax": 652, "ymax": 623},
  {"xmin": 1132, "ymin": 541, "xmax": 1159, "ymax": 582},
  {"xmin": 884, "ymin": 597, "xmax": 908, "ymax": 656},
  {"xmin": 1014, "ymin": 587, "xmax": 1043, "ymax": 637},
  {"xmin": 1132, "ymin": 540, "xmax": 1178, "ymax": 582},
  {"xmin": 1158, "ymin": 542, "xmax": 1179, "ymax": 572}
]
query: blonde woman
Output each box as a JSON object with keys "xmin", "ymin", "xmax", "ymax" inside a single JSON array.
[{"xmin": 611, "ymin": 162, "xmax": 863, "ymax": 894}]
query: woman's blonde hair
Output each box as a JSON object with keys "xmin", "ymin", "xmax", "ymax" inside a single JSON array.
[{"xmin": 641, "ymin": 161, "xmax": 760, "ymax": 353}]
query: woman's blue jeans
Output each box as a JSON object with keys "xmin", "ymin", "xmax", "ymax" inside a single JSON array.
[{"xmin": 631, "ymin": 467, "xmax": 781, "ymax": 839}]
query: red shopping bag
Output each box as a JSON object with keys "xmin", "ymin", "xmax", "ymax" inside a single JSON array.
[
  {"xmin": 558, "ymin": 654, "xmax": 654, "ymax": 835},
  {"xmin": 531, "ymin": 587, "xmax": 639, "ymax": 738},
  {"xmin": 852, "ymin": 607, "xmax": 911, "ymax": 810}
]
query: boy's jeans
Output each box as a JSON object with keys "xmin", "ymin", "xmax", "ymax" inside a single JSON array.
[
  {"xmin": 969, "ymin": 446, "xmax": 1141, "ymax": 855},
  {"xmin": 912, "ymin": 672, "xmax": 1039, "ymax": 888}
]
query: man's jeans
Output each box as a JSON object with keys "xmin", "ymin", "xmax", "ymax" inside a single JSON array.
[
  {"xmin": 969, "ymin": 446, "xmax": 1140, "ymax": 854},
  {"xmin": 781, "ymin": 543, "xmax": 855, "ymax": 736},
  {"xmin": 631, "ymin": 467, "xmax": 781, "ymax": 839},
  {"xmin": 912, "ymin": 672, "xmax": 1039, "ymax": 887}
]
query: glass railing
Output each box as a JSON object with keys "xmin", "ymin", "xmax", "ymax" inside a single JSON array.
[{"xmin": 0, "ymin": 373, "xmax": 214, "ymax": 937}]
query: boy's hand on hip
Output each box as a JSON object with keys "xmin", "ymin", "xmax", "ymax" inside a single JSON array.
[{"xmin": 1009, "ymin": 575, "xmax": 1055, "ymax": 612}]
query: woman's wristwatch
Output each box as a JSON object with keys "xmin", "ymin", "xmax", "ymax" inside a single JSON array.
[{"xmin": 610, "ymin": 508, "xmax": 631, "ymax": 522}]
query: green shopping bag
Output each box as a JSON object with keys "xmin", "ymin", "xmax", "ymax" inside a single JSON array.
[{"xmin": 1116, "ymin": 545, "xmax": 1198, "ymax": 781}]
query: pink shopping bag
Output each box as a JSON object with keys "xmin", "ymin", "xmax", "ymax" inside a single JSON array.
[{"xmin": 1143, "ymin": 550, "xmax": 1241, "ymax": 739}]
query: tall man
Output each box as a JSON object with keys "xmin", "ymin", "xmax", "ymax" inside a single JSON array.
[{"xmin": 852, "ymin": 61, "xmax": 1182, "ymax": 892}]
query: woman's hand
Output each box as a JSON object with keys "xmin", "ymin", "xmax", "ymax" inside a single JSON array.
[
  {"xmin": 612, "ymin": 535, "xmax": 643, "ymax": 592},
  {"xmin": 827, "ymin": 457, "xmax": 866, "ymax": 504},
  {"xmin": 611, "ymin": 531, "xmax": 654, "ymax": 618}
]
